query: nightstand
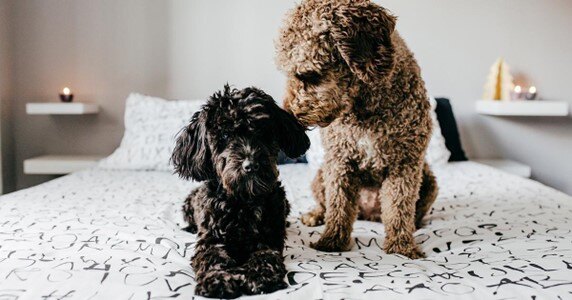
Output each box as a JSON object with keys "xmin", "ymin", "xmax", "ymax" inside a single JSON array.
[
  {"xmin": 24, "ymin": 155, "xmax": 104, "ymax": 175},
  {"xmin": 475, "ymin": 100, "xmax": 569, "ymax": 117},
  {"xmin": 26, "ymin": 102, "xmax": 99, "ymax": 115},
  {"xmin": 474, "ymin": 159, "xmax": 531, "ymax": 178},
  {"xmin": 25, "ymin": 102, "xmax": 102, "ymax": 175}
]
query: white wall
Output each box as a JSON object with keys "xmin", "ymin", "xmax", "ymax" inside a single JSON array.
[
  {"xmin": 165, "ymin": 0, "xmax": 572, "ymax": 194},
  {"xmin": 165, "ymin": 0, "xmax": 293, "ymax": 100},
  {"xmin": 6, "ymin": 0, "xmax": 572, "ymax": 194},
  {"xmin": 381, "ymin": 0, "xmax": 572, "ymax": 194}
]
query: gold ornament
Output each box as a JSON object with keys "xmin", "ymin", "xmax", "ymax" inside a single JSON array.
[{"xmin": 482, "ymin": 58, "xmax": 514, "ymax": 101}]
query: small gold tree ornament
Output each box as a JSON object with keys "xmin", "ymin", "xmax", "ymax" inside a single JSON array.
[{"xmin": 482, "ymin": 58, "xmax": 515, "ymax": 101}]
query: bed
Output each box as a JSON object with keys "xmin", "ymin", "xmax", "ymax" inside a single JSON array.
[{"xmin": 1, "ymin": 161, "xmax": 572, "ymax": 299}]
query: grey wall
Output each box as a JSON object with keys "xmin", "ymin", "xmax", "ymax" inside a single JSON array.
[
  {"xmin": 4, "ymin": 0, "xmax": 572, "ymax": 194},
  {"xmin": 9, "ymin": 0, "xmax": 169, "ymax": 189}
]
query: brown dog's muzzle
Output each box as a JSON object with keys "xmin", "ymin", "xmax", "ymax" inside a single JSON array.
[
  {"xmin": 295, "ymin": 112, "xmax": 334, "ymax": 127},
  {"xmin": 283, "ymin": 78, "xmax": 341, "ymax": 127}
]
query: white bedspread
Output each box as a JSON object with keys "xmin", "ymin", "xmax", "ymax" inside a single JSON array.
[{"xmin": 1, "ymin": 162, "xmax": 571, "ymax": 299}]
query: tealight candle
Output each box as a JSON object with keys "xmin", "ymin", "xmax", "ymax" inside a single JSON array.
[
  {"xmin": 59, "ymin": 87, "xmax": 74, "ymax": 102},
  {"xmin": 525, "ymin": 86, "xmax": 537, "ymax": 100},
  {"xmin": 510, "ymin": 85, "xmax": 524, "ymax": 100}
]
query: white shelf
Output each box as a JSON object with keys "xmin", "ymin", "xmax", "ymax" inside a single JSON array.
[
  {"xmin": 474, "ymin": 159, "xmax": 531, "ymax": 178},
  {"xmin": 24, "ymin": 155, "xmax": 104, "ymax": 175},
  {"xmin": 476, "ymin": 100, "xmax": 569, "ymax": 116},
  {"xmin": 26, "ymin": 102, "xmax": 99, "ymax": 115}
]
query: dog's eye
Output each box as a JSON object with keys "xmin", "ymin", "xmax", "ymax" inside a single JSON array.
[
  {"xmin": 222, "ymin": 133, "xmax": 229, "ymax": 141},
  {"xmin": 295, "ymin": 71, "xmax": 322, "ymax": 85}
]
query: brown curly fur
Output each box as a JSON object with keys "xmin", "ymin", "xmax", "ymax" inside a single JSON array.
[{"xmin": 276, "ymin": 0, "xmax": 438, "ymax": 259}]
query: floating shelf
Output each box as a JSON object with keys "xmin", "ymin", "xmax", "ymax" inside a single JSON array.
[
  {"xmin": 24, "ymin": 155, "xmax": 104, "ymax": 175},
  {"xmin": 476, "ymin": 100, "xmax": 569, "ymax": 117},
  {"xmin": 26, "ymin": 102, "xmax": 99, "ymax": 115},
  {"xmin": 474, "ymin": 159, "xmax": 531, "ymax": 178}
]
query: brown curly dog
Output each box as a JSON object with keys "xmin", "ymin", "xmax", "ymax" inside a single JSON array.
[{"xmin": 275, "ymin": 0, "xmax": 438, "ymax": 259}]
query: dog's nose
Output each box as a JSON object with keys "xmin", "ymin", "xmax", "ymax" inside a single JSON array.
[{"xmin": 242, "ymin": 159, "xmax": 259, "ymax": 173}]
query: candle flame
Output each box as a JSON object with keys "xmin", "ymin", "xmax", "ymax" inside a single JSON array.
[
  {"xmin": 62, "ymin": 87, "xmax": 71, "ymax": 95},
  {"xmin": 529, "ymin": 86, "xmax": 536, "ymax": 93},
  {"xmin": 514, "ymin": 85, "xmax": 522, "ymax": 93}
]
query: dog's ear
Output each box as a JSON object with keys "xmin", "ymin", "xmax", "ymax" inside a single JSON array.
[
  {"xmin": 330, "ymin": 3, "xmax": 397, "ymax": 85},
  {"xmin": 171, "ymin": 110, "xmax": 214, "ymax": 181},
  {"xmin": 270, "ymin": 102, "xmax": 310, "ymax": 158}
]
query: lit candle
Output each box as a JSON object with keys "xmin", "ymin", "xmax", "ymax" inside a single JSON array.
[
  {"xmin": 59, "ymin": 87, "xmax": 74, "ymax": 102},
  {"xmin": 525, "ymin": 86, "xmax": 537, "ymax": 100},
  {"xmin": 510, "ymin": 85, "xmax": 523, "ymax": 100}
]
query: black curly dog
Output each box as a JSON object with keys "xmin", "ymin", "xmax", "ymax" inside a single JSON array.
[{"xmin": 171, "ymin": 85, "xmax": 310, "ymax": 298}]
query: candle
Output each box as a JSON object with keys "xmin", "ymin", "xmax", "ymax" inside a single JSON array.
[
  {"xmin": 59, "ymin": 87, "xmax": 74, "ymax": 102},
  {"xmin": 525, "ymin": 86, "xmax": 537, "ymax": 100},
  {"xmin": 510, "ymin": 85, "xmax": 523, "ymax": 100}
]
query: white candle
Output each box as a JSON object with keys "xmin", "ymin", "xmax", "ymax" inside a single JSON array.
[
  {"xmin": 526, "ymin": 86, "xmax": 537, "ymax": 100},
  {"xmin": 514, "ymin": 85, "xmax": 522, "ymax": 93},
  {"xmin": 510, "ymin": 85, "xmax": 524, "ymax": 100},
  {"xmin": 62, "ymin": 87, "xmax": 71, "ymax": 96}
]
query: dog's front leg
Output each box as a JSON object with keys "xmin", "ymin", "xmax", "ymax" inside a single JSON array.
[
  {"xmin": 192, "ymin": 242, "xmax": 244, "ymax": 299},
  {"xmin": 182, "ymin": 185, "xmax": 208, "ymax": 234},
  {"xmin": 311, "ymin": 162, "xmax": 358, "ymax": 252},
  {"xmin": 415, "ymin": 161, "xmax": 438, "ymax": 229},
  {"xmin": 182, "ymin": 193, "xmax": 197, "ymax": 233},
  {"xmin": 242, "ymin": 249, "xmax": 288, "ymax": 295},
  {"xmin": 380, "ymin": 163, "xmax": 425, "ymax": 259}
]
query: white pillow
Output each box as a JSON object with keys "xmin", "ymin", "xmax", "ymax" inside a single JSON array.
[
  {"xmin": 306, "ymin": 128, "xmax": 325, "ymax": 170},
  {"xmin": 425, "ymin": 97, "xmax": 451, "ymax": 165},
  {"xmin": 98, "ymin": 93, "xmax": 204, "ymax": 171},
  {"xmin": 305, "ymin": 97, "xmax": 451, "ymax": 169}
]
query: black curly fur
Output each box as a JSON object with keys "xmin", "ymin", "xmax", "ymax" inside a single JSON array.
[{"xmin": 172, "ymin": 85, "xmax": 310, "ymax": 298}]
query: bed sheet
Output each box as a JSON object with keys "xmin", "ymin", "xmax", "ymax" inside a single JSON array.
[{"xmin": 1, "ymin": 162, "xmax": 571, "ymax": 299}]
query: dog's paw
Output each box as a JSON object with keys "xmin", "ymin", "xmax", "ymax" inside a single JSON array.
[
  {"xmin": 195, "ymin": 270, "xmax": 244, "ymax": 299},
  {"xmin": 384, "ymin": 244, "xmax": 425, "ymax": 259},
  {"xmin": 259, "ymin": 280, "xmax": 288, "ymax": 294},
  {"xmin": 311, "ymin": 235, "xmax": 352, "ymax": 252},
  {"xmin": 301, "ymin": 210, "xmax": 324, "ymax": 227},
  {"xmin": 246, "ymin": 279, "xmax": 288, "ymax": 295}
]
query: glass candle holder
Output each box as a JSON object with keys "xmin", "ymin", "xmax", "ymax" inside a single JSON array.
[
  {"xmin": 510, "ymin": 85, "xmax": 524, "ymax": 100},
  {"xmin": 59, "ymin": 87, "xmax": 74, "ymax": 102},
  {"xmin": 525, "ymin": 86, "xmax": 537, "ymax": 100}
]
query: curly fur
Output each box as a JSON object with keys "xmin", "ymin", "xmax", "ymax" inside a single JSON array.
[
  {"xmin": 276, "ymin": 0, "xmax": 438, "ymax": 259},
  {"xmin": 172, "ymin": 86, "xmax": 310, "ymax": 298}
]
